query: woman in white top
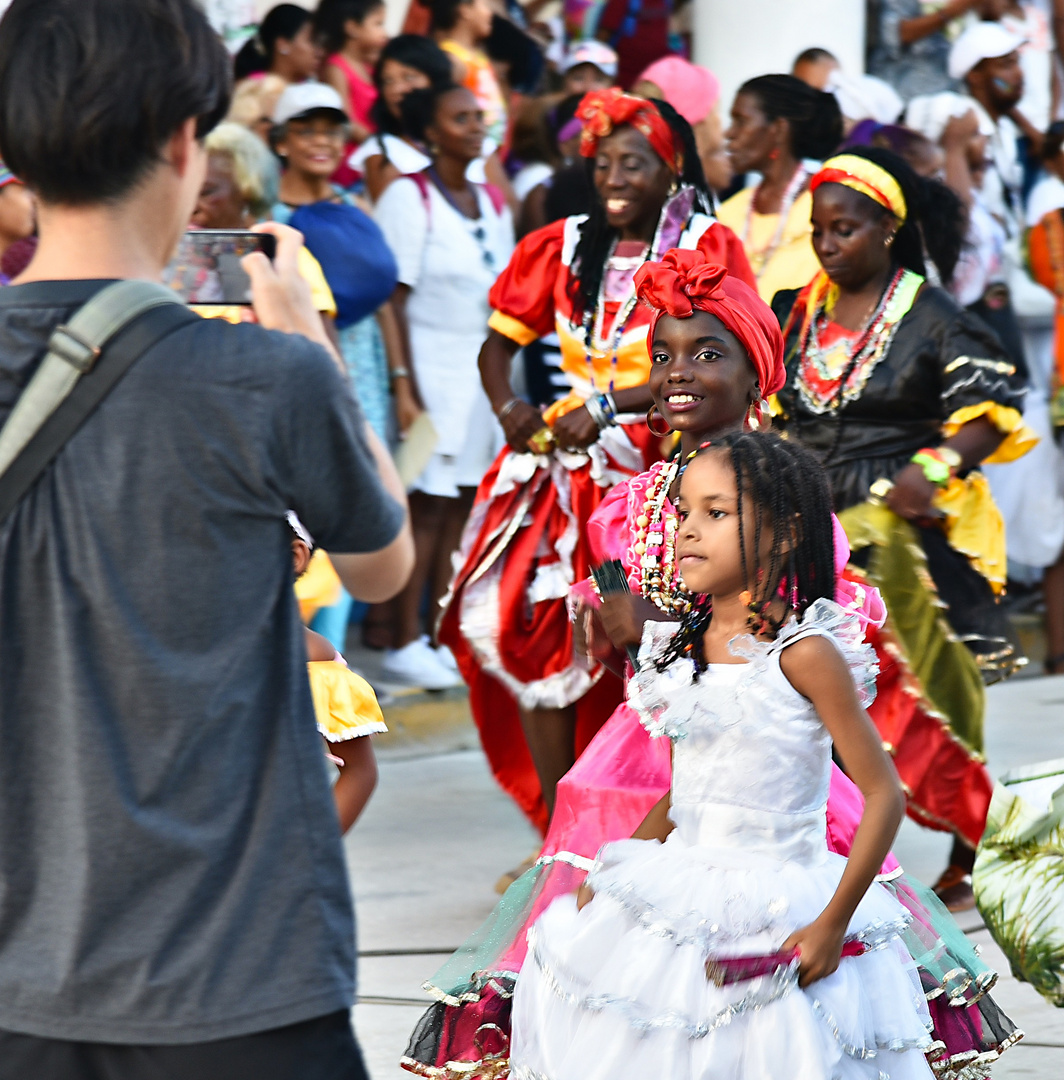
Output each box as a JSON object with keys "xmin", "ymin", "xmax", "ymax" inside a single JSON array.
[{"xmin": 375, "ymin": 82, "xmax": 514, "ymax": 688}]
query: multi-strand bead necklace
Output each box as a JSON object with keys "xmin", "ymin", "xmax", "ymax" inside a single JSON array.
[{"xmin": 632, "ymin": 458, "xmax": 692, "ymax": 616}]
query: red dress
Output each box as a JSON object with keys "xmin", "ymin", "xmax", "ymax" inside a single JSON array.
[{"xmin": 438, "ymin": 202, "xmax": 754, "ymax": 832}]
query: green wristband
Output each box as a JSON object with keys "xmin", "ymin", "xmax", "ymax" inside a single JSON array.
[{"xmin": 911, "ymin": 451, "xmax": 951, "ymax": 486}]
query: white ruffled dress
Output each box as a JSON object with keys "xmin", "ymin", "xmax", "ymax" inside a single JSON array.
[{"xmin": 509, "ymin": 600, "xmax": 935, "ymax": 1080}]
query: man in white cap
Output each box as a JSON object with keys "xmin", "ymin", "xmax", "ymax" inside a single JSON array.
[
  {"xmin": 560, "ymin": 41, "xmax": 618, "ymax": 99},
  {"xmin": 949, "ymin": 20, "xmax": 1028, "ymax": 235},
  {"xmin": 271, "ymin": 80, "xmax": 350, "ymax": 130}
]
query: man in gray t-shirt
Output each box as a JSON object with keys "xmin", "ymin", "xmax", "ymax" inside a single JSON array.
[{"xmin": 0, "ymin": 2, "xmax": 413, "ymax": 1077}]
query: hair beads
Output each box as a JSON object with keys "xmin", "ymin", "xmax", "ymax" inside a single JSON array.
[{"xmin": 655, "ymin": 431, "xmax": 836, "ymax": 679}]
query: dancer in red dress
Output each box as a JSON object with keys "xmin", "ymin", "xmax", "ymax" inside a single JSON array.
[{"xmin": 439, "ymin": 89, "xmax": 753, "ymax": 837}]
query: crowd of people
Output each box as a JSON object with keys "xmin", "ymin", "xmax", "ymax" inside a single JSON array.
[{"xmin": 3, "ymin": 0, "xmax": 1064, "ymax": 1077}]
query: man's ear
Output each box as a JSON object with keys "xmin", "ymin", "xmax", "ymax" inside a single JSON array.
[
  {"xmin": 163, "ymin": 117, "xmax": 201, "ymax": 179},
  {"xmin": 292, "ymin": 538, "xmax": 312, "ymax": 578}
]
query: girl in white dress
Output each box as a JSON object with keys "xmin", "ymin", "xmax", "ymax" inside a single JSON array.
[{"xmin": 510, "ymin": 431, "xmax": 937, "ymax": 1080}]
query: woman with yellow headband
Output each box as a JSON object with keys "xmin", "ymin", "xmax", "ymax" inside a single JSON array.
[{"xmin": 773, "ymin": 146, "xmax": 1035, "ymax": 912}]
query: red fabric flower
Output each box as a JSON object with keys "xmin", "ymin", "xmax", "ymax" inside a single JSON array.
[
  {"xmin": 576, "ymin": 88, "xmax": 681, "ymax": 175},
  {"xmin": 634, "ymin": 250, "xmax": 787, "ymax": 396}
]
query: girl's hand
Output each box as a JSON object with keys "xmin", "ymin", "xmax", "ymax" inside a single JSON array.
[
  {"xmin": 499, "ymin": 398, "xmax": 545, "ymax": 453},
  {"xmin": 781, "ymin": 915, "xmax": 847, "ymax": 988},
  {"xmin": 551, "ymin": 405, "xmax": 601, "ymax": 452},
  {"xmin": 576, "ymin": 882, "xmax": 595, "ymax": 910},
  {"xmin": 885, "ymin": 463, "xmax": 939, "ymax": 521},
  {"xmin": 572, "ymin": 599, "xmax": 614, "ymax": 663},
  {"xmin": 394, "ymin": 379, "xmax": 423, "ymax": 435},
  {"xmin": 600, "ymin": 594, "xmax": 660, "ymax": 650}
]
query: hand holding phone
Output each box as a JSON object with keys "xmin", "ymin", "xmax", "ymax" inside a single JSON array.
[{"xmin": 163, "ymin": 229, "xmax": 277, "ymax": 305}]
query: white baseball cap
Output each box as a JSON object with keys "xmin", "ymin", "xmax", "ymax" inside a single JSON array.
[
  {"xmin": 272, "ymin": 82, "xmax": 348, "ymax": 126},
  {"xmin": 948, "ymin": 22, "xmax": 1025, "ymax": 81},
  {"xmin": 561, "ymin": 41, "xmax": 618, "ymax": 79}
]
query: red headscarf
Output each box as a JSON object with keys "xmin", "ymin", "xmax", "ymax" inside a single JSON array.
[
  {"xmin": 634, "ymin": 250, "xmax": 786, "ymax": 396},
  {"xmin": 577, "ymin": 88, "xmax": 682, "ymax": 175}
]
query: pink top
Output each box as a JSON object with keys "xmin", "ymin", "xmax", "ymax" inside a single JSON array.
[{"xmin": 327, "ymin": 53, "xmax": 377, "ymax": 131}]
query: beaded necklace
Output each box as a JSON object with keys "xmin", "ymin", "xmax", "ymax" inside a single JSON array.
[
  {"xmin": 579, "ymin": 185, "xmax": 699, "ymax": 394},
  {"xmin": 743, "ymin": 163, "xmax": 809, "ymax": 280},
  {"xmin": 795, "ymin": 266, "xmax": 911, "ymax": 415},
  {"xmin": 632, "ymin": 458, "xmax": 692, "ymax": 616},
  {"xmin": 581, "ymin": 241, "xmax": 646, "ymax": 393},
  {"xmin": 426, "ymin": 165, "xmax": 497, "ymax": 272}
]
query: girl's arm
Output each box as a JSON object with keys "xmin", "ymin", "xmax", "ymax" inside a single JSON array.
[
  {"xmin": 305, "ymin": 626, "xmax": 338, "ymax": 661},
  {"xmin": 779, "ymin": 636, "xmax": 906, "ymax": 988},
  {"xmin": 364, "ymin": 154, "xmax": 401, "ymax": 202},
  {"xmin": 577, "ymin": 788, "xmax": 674, "ymax": 910},
  {"xmin": 330, "ymin": 736, "xmax": 379, "ymax": 832},
  {"xmin": 632, "ymin": 791, "xmax": 674, "ymax": 842}
]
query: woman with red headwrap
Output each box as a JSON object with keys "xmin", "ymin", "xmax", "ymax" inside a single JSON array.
[{"xmin": 437, "ymin": 89, "xmax": 754, "ymax": 851}]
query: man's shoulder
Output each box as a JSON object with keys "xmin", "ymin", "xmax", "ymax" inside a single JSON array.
[{"xmin": 153, "ymin": 315, "xmax": 338, "ymax": 388}]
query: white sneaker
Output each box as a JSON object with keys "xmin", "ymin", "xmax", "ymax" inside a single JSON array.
[
  {"xmin": 422, "ymin": 634, "xmax": 459, "ymax": 672},
  {"xmin": 382, "ymin": 638, "xmax": 462, "ymax": 690}
]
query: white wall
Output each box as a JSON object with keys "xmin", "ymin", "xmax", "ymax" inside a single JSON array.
[{"xmin": 693, "ymin": 0, "xmax": 865, "ymax": 120}]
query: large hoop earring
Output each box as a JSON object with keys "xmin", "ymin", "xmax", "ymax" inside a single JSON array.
[
  {"xmin": 646, "ymin": 405, "xmax": 672, "ymax": 437},
  {"xmin": 743, "ymin": 391, "xmax": 766, "ymax": 432}
]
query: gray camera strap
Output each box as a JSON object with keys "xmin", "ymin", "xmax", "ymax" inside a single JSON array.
[{"xmin": 0, "ymin": 279, "xmax": 196, "ymax": 525}]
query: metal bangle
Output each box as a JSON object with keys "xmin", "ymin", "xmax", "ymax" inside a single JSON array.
[
  {"xmin": 603, "ymin": 392, "xmax": 618, "ymax": 422},
  {"xmin": 389, "ymin": 367, "xmax": 410, "ymax": 381},
  {"xmin": 584, "ymin": 394, "xmax": 609, "ymax": 430},
  {"xmin": 497, "ymin": 396, "xmax": 522, "ymax": 422}
]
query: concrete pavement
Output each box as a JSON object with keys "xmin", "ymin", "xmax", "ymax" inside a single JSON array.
[{"xmin": 342, "ymin": 672, "xmax": 1064, "ymax": 1079}]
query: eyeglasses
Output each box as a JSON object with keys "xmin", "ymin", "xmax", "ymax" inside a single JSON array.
[{"xmin": 285, "ymin": 123, "xmax": 346, "ymax": 141}]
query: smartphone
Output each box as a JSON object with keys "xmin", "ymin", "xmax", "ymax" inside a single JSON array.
[{"xmin": 162, "ymin": 230, "xmax": 276, "ymax": 305}]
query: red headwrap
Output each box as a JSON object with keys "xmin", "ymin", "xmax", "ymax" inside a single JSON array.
[
  {"xmin": 577, "ymin": 88, "xmax": 682, "ymax": 175},
  {"xmin": 634, "ymin": 250, "xmax": 786, "ymax": 396}
]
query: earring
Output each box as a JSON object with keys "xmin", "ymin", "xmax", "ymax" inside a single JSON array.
[
  {"xmin": 646, "ymin": 404, "xmax": 672, "ymax": 437},
  {"xmin": 744, "ymin": 390, "xmax": 765, "ymax": 432},
  {"xmin": 884, "ymin": 233, "xmax": 895, "ymax": 247},
  {"xmin": 668, "ymin": 179, "xmax": 679, "ymax": 196}
]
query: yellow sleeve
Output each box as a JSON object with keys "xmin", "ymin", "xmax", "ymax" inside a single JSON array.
[
  {"xmin": 297, "ymin": 248, "xmax": 337, "ymax": 318},
  {"xmin": 942, "ymin": 401, "xmax": 1039, "ymax": 464}
]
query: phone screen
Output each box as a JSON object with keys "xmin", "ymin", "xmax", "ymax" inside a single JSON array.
[{"xmin": 162, "ymin": 230, "xmax": 277, "ymax": 305}]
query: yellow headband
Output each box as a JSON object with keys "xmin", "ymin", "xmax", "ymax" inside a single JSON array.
[{"xmin": 811, "ymin": 153, "xmax": 907, "ymax": 223}]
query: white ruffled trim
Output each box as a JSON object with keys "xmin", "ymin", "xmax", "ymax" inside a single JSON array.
[
  {"xmin": 629, "ymin": 598, "xmax": 880, "ymax": 740},
  {"xmin": 525, "ymin": 924, "xmax": 932, "ymax": 1058}
]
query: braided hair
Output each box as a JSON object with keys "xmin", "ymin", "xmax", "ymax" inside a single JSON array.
[
  {"xmin": 655, "ymin": 432, "xmax": 836, "ymax": 679},
  {"xmin": 570, "ymin": 98, "xmax": 712, "ymax": 321}
]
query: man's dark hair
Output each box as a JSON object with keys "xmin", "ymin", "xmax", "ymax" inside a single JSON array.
[
  {"xmin": 0, "ymin": 0, "xmax": 231, "ymax": 206},
  {"xmin": 794, "ymin": 47, "xmax": 837, "ymax": 66}
]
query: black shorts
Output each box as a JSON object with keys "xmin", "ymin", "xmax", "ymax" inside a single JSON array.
[{"xmin": 0, "ymin": 1010, "xmax": 368, "ymax": 1080}]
